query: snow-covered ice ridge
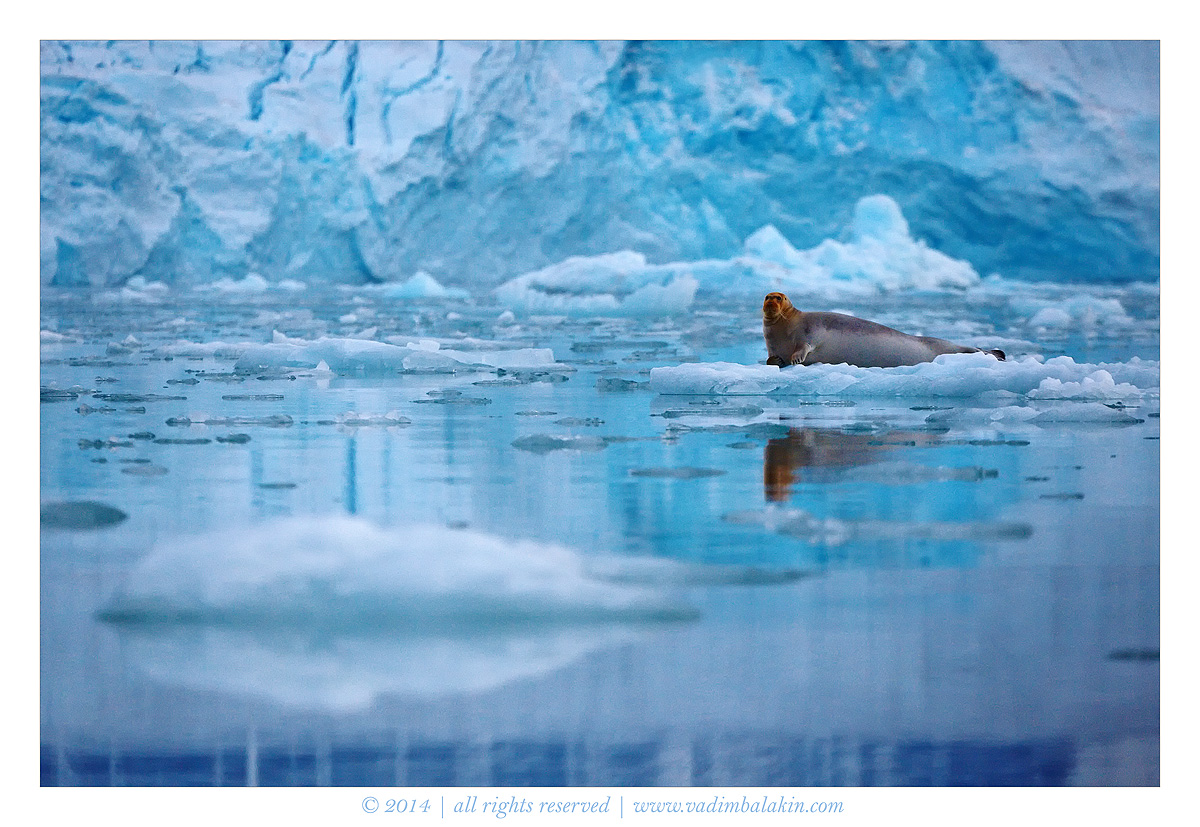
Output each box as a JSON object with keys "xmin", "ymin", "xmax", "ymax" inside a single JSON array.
[
  {"xmin": 42, "ymin": 41, "xmax": 1158, "ymax": 289},
  {"xmin": 650, "ymin": 353, "xmax": 1159, "ymax": 402}
]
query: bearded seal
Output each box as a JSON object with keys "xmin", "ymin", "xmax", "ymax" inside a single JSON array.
[{"xmin": 762, "ymin": 292, "xmax": 1005, "ymax": 368}]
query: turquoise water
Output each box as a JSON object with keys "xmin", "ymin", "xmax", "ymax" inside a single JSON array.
[{"xmin": 40, "ymin": 285, "xmax": 1159, "ymax": 786}]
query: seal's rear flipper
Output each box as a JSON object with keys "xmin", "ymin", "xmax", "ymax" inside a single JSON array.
[{"xmin": 989, "ymin": 349, "xmax": 1006, "ymax": 361}]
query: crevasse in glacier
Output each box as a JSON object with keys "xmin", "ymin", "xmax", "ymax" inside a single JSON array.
[{"xmin": 40, "ymin": 40, "xmax": 1159, "ymax": 289}]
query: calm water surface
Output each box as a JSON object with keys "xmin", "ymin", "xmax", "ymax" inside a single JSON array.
[{"xmin": 40, "ymin": 286, "xmax": 1159, "ymax": 786}]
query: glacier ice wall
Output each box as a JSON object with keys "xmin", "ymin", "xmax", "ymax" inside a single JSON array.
[{"xmin": 40, "ymin": 40, "xmax": 1159, "ymax": 289}]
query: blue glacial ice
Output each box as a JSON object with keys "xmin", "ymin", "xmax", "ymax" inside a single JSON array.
[{"xmin": 40, "ymin": 40, "xmax": 1158, "ymax": 289}]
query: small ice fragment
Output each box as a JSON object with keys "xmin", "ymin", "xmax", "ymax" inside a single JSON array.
[{"xmin": 512, "ymin": 435, "xmax": 609, "ymax": 453}]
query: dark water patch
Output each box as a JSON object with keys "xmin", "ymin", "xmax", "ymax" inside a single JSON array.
[
  {"xmin": 66, "ymin": 358, "xmax": 134, "ymax": 368},
  {"xmin": 727, "ymin": 441, "xmax": 760, "ymax": 449},
  {"xmin": 512, "ymin": 435, "xmax": 608, "ymax": 454},
  {"xmin": 258, "ymin": 482, "xmax": 297, "ymax": 490},
  {"xmin": 222, "ymin": 394, "xmax": 285, "ymax": 401},
  {"xmin": 941, "ymin": 439, "xmax": 1032, "ymax": 447},
  {"xmin": 41, "ymin": 501, "xmax": 128, "ymax": 530},
  {"xmin": 911, "ymin": 405, "xmax": 954, "ymax": 411},
  {"xmin": 95, "ymin": 393, "xmax": 187, "ymax": 403},
  {"xmin": 630, "ymin": 467, "xmax": 726, "ymax": 479},
  {"xmin": 1024, "ymin": 476, "xmax": 1050, "ymax": 482},
  {"xmin": 555, "ymin": 417, "xmax": 604, "ymax": 427},
  {"xmin": 128, "ymin": 432, "xmax": 156, "ymax": 440},
  {"xmin": 1107, "ymin": 648, "xmax": 1159, "ymax": 662},
  {"xmin": 216, "ymin": 434, "xmax": 252, "ymax": 444},
  {"xmin": 516, "ymin": 410, "xmax": 558, "ymax": 417},
  {"xmin": 166, "ymin": 378, "xmax": 200, "ymax": 385},
  {"xmin": 1040, "ymin": 493, "xmax": 1084, "ymax": 501},
  {"xmin": 121, "ymin": 465, "xmax": 169, "ymax": 476},
  {"xmin": 76, "ymin": 404, "xmax": 116, "ymax": 415},
  {"xmin": 153, "ymin": 438, "xmax": 213, "ymax": 445}
]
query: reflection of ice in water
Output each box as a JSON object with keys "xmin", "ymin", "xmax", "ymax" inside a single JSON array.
[{"xmin": 116, "ymin": 624, "xmax": 647, "ymax": 711}]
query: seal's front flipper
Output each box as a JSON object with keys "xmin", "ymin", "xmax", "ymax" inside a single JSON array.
[{"xmin": 989, "ymin": 349, "xmax": 1006, "ymax": 361}]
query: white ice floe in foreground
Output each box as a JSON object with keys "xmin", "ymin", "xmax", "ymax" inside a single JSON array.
[
  {"xmin": 649, "ymin": 353, "xmax": 1159, "ymax": 400},
  {"xmin": 101, "ymin": 515, "xmax": 697, "ymax": 627}
]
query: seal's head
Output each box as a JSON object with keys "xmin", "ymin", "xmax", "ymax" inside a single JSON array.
[{"xmin": 762, "ymin": 292, "xmax": 794, "ymax": 325}]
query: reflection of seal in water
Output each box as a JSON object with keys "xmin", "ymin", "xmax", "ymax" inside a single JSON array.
[
  {"xmin": 762, "ymin": 292, "xmax": 1005, "ymax": 368},
  {"xmin": 763, "ymin": 427, "xmax": 940, "ymax": 501}
]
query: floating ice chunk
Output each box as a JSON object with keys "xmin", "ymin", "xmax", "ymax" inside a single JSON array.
[
  {"xmin": 100, "ymin": 516, "xmax": 696, "ymax": 627},
  {"xmin": 166, "ymin": 414, "xmax": 293, "ymax": 427},
  {"xmin": 237, "ymin": 333, "xmax": 558, "ymax": 376},
  {"xmin": 201, "ymin": 273, "xmax": 272, "ymax": 293},
  {"xmin": 512, "ymin": 434, "xmax": 609, "ymax": 453},
  {"xmin": 1027, "ymin": 370, "xmax": 1144, "ymax": 400},
  {"xmin": 650, "ymin": 353, "xmax": 1159, "ymax": 399},
  {"xmin": 1027, "ymin": 307, "xmax": 1072, "ymax": 327},
  {"xmin": 378, "ymin": 271, "xmax": 470, "ymax": 300},
  {"xmin": 118, "ymin": 277, "xmax": 170, "ymax": 302},
  {"xmin": 1023, "ymin": 294, "xmax": 1134, "ymax": 328},
  {"xmin": 495, "ymin": 251, "xmax": 698, "ymax": 316},
  {"xmin": 40, "ymin": 330, "xmax": 72, "ymax": 343},
  {"xmin": 337, "ymin": 411, "xmax": 412, "ymax": 427}
]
